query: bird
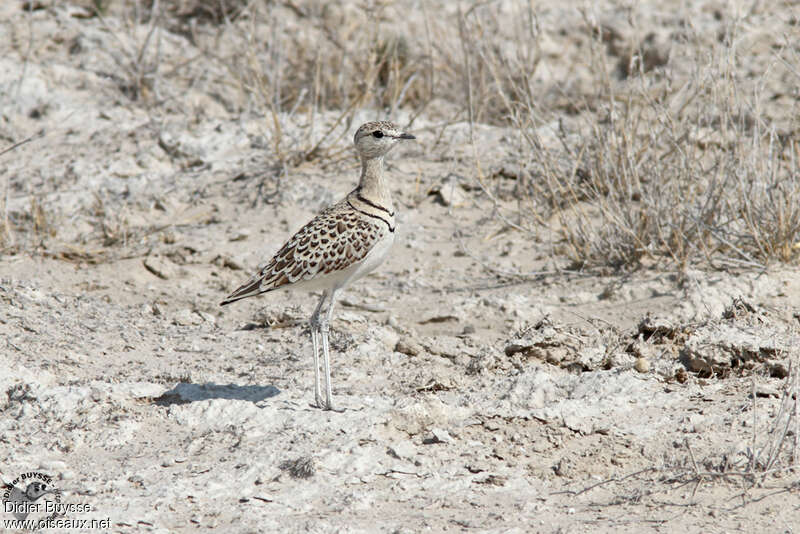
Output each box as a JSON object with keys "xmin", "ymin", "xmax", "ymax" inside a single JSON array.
[{"xmin": 221, "ymin": 121, "xmax": 415, "ymax": 410}]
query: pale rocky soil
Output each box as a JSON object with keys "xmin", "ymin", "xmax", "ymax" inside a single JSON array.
[{"xmin": 1, "ymin": 1, "xmax": 799, "ymax": 533}]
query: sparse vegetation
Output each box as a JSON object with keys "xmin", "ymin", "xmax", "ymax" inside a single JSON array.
[
  {"xmin": 5, "ymin": 1, "xmax": 797, "ymax": 269},
  {"xmin": 562, "ymin": 368, "xmax": 799, "ymax": 507},
  {"xmin": 132, "ymin": 0, "xmax": 799, "ymax": 270},
  {"xmin": 450, "ymin": 4, "xmax": 800, "ymax": 271}
]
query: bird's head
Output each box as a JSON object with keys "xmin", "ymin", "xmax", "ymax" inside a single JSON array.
[{"xmin": 353, "ymin": 121, "xmax": 415, "ymax": 159}]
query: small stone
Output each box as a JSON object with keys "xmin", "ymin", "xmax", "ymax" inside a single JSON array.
[
  {"xmin": 229, "ymin": 229, "xmax": 250, "ymax": 241},
  {"xmin": 143, "ymin": 256, "xmax": 177, "ymax": 280},
  {"xmin": 634, "ymin": 357, "xmax": 650, "ymax": 373},
  {"xmin": 395, "ymin": 337, "xmax": 422, "ymax": 356},
  {"xmin": 173, "ymin": 309, "xmax": 202, "ymax": 326},
  {"xmin": 553, "ymin": 457, "xmax": 576, "ymax": 477},
  {"xmin": 504, "ymin": 342, "xmax": 533, "ymax": 357},
  {"xmin": 196, "ymin": 311, "xmax": 216, "ymax": 324},
  {"xmin": 223, "ymin": 256, "xmax": 245, "ymax": 270},
  {"xmin": 770, "ymin": 363, "xmax": 789, "ymax": 379},
  {"xmin": 675, "ymin": 368, "xmax": 688, "ymax": 383},
  {"xmin": 686, "ymin": 355, "xmax": 713, "ymax": 375},
  {"xmin": 563, "ymin": 414, "xmax": 592, "ymax": 435},
  {"xmin": 213, "ymin": 254, "xmax": 245, "ymax": 270},
  {"xmin": 461, "ymin": 325, "xmax": 476, "ymax": 335},
  {"xmin": 423, "ymin": 428, "xmax": 453, "ymax": 444},
  {"xmin": 387, "ymin": 440, "xmax": 417, "ymax": 461},
  {"xmin": 432, "ymin": 178, "xmax": 467, "ymax": 207},
  {"xmin": 39, "ymin": 460, "xmax": 67, "ymax": 472},
  {"xmin": 628, "ymin": 340, "xmax": 659, "ymax": 360},
  {"xmin": 476, "ymin": 474, "xmax": 507, "ymax": 486},
  {"xmin": 756, "ymin": 385, "xmax": 779, "ymax": 398},
  {"xmin": 386, "ymin": 315, "xmax": 401, "ymax": 330},
  {"xmin": 376, "ymin": 327, "xmax": 400, "ymax": 351}
]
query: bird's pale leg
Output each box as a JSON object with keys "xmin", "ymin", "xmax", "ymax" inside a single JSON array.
[
  {"xmin": 310, "ymin": 291, "xmax": 328, "ymax": 408},
  {"xmin": 320, "ymin": 289, "xmax": 340, "ymax": 411},
  {"xmin": 311, "ymin": 329, "xmax": 322, "ymax": 408}
]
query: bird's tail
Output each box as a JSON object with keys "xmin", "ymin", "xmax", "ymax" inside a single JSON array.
[{"xmin": 220, "ymin": 277, "xmax": 262, "ymax": 305}]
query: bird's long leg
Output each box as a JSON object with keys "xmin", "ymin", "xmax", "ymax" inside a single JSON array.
[
  {"xmin": 310, "ymin": 291, "xmax": 328, "ymax": 409},
  {"xmin": 320, "ymin": 288, "xmax": 339, "ymax": 411}
]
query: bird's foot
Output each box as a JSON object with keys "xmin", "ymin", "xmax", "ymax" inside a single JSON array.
[
  {"xmin": 309, "ymin": 401, "xmax": 344, "ymax": 412},
  {"xmin": 323, "ymin": 402, "xmax": 345, "ymax": 413}
]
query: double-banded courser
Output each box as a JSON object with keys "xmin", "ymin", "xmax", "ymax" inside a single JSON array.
[{"xmin": 221, "ymin": 121, "xmax": 415, "ymax": 410}]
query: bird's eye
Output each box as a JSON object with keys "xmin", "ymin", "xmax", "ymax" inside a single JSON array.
[{"xmin": 372, "ymin": 131, "xmax": 384, "ymax": 138}]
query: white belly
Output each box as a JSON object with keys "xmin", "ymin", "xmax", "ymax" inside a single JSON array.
[{"xmin": 336, "ymin": 230, "xmax": 395, "ymax": 289}]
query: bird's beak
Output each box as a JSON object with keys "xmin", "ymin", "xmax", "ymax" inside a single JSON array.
[{"xmin": 398, "ymin": 133, "xmax": 416, "ymax": 140}]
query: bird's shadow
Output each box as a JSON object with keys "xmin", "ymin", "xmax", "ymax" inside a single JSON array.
[{"xmin": 152, "ymin": 382, "xmax": 280, "ymax": 406}]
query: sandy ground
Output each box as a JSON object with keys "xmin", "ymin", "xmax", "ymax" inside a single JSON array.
[{"xmin": 2, "ymin": 1, "xmax": 799, "ymax": 532}]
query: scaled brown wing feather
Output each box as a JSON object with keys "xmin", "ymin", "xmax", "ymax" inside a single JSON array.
[{"xmin": 220, "ymin": 205, "xmax": 382, "ymax": 305}]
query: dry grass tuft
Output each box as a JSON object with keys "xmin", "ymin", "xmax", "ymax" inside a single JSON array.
[
  {"xmin": 661, "ymin": 369, "xmax": 800, "ymax": 507},
  {"xmin": 0, "ymin": 196, "xmax": 57, "ymax": 255},
  {"xmin": 217, "ymin": 2, "xmax": 433, "ymax": 169},
  {"xmin": 149, "ymin": 0, "xmax": 247, "ymax": 27},
  {"xmin": 453, "ymin": 4, "xmax": 800, "ymax": 270},
  {"xmin": 560, "ymin": 368, "xmax": 799, "ymax": 511},
  {"xmin": 279, "ymin": 456, "xmax": 316, "ymax": 480}
]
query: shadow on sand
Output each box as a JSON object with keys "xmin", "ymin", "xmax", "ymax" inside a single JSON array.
[{"xmin": 152, "ymin": 382, "xmax": 280, "ymax": 406}]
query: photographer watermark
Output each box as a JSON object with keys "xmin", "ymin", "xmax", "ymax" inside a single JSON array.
[{"xmin": 3, "ymin": 471, "xmax": 109, "ymax": 531}]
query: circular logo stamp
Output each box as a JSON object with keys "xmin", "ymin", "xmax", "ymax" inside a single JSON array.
[{"xmin": 3, "ymin": 472, "xmax": 62, "ymax": 530}]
